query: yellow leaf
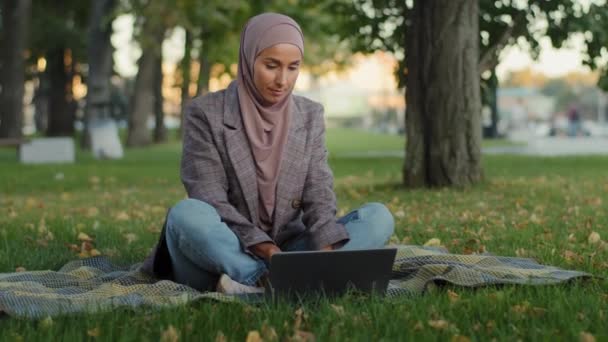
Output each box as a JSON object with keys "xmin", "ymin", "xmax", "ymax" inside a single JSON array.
[
  {"xmin": 330, "ymin": 304, "xmax": 345, "ymax": 316},
  {"xmin": 428, "ymin": 319, "xmax": 450, "ymax": 330},
  {"xmin": 78, "ymin": 232, "xmax": 94, "ymax": 242},
  {"xmin": 451, "ymin": 335, "xmax": 471, "ymax": 342},
  {"xmin": 261, "ymin": 324, "xmax": 278, "ymax": 341},
  {"xmin": 424, "ymin": 238, "xmax": 441, "ymax": 247},
  {"xmin": 15, "ymin": 266, "xmax": 26, "ymax": 272},
  {"xmin": 87, "ymin": 327, "xmax": 101, "ymax": 337},
  {"xmin": 245, "ymin": 331, "xmax": 262, "ymax": 342},
  {"xmin": 115, "ymin": 211, "xmax": 130, "ymax": 221},
  {"xmin": 588, "ymin": 232, "xmax": 601, "ymax": 245},
  {"xmin": 160, "ymin": 325, "xmax": 179, "ymax": 342},
  {"xmin": 447, "ymin": 289, "xmax": 460, "ymax": 303},
  {"xmin": 39, "ymin": 316, "xmax": 53, "ymax": 329},
  {"xmin": 124, "ymin": 233, "xmax": 139, "ymax": 244},
  {"xmin": 89, "ymin": 249, "xmax": 102, "ymax": 257},
  {"xmin": 214, "ymin": 332, "xmax": 227, "ymax": 342},
  {"xmin": 579, "ymin": 332, "xmax": 596, "ymax": 342}
]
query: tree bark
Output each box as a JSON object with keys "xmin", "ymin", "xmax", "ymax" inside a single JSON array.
[
  {"xmin": 46, "ymin": 46, "xmax": 75, "ymax": 136},
  {"xmin": 153, "ymin": 49, "xmax": 167, "ymax": 143},
  {"xmin": 0, "ymin": 0, "xmax": 31, "ymax": 139},
  {"xmin": 196, "ymin": 46, "xmax": 210, "ymax": 97},
  {"xmin": 403, "ymin": 0, "xmax": 482, "ymax": 187},
  {"xmin": 127, "ymin": 21, "xmax": 164, "ymax": 147},
  {"xmin": 82, "ymin": 0, "xmax": 115, "ymax": 148},
  {"xmin": 177, "ymin": 29, "xmax": 192, "ymax": 138}
]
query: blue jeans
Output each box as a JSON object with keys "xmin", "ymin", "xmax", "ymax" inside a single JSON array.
[{"xmin": 165, "ymin": 199, "xmax": 395, "ymax": 291}]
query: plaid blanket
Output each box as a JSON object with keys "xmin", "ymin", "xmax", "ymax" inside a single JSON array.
[{"xmin": 0, "ymin": 245, "xmax": 590, "ymax": 318}]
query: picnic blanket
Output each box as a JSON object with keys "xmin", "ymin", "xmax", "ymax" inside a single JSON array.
[{"xmin": 0, "ymin": 245, "xmax": 591, "ymax": 318}]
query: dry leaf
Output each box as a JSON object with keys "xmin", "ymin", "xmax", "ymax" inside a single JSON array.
[
  {"xmin": 160, "ymin": 325, "xmax": 179, "ymax": 342},
  {"xmin": 245, "ymin": 331, "xmax": 262, "ymax": 342},
  {"xmin": 87, "ymin": 327, "xmax": 101, "ymax": 337},
  {"xmin": 89, "ymin": 249, "xmax": 102, "ymax": 257},
  {"xmin": 451, "ymin": 335, "xmax": 471, "ymax": 342},
  {"xmin": 291, "ymin": 330, "xmax": 316, "ymax": 342},
  {"xmin": 115, "ymin": 211, "xmax": 130, "ymax": 221},
  {"xmin": 588, "ymin": 232, "xmax": 601, "ymax": 245},
  {"xmin": 447, "ymin": 289, "xmax": 460, "ymax": 303},
  {"xmin": 413, "ymin": 321, "xmax": 424, "ymax": 331},
  {"xmin": 39, "ymin": 316, "xmax": 54, "ymax": 329},
  {"xmin": 214, "ymin": 332, "xmax": 227, "ymax": 342},
  {"xmin": 124, "ymin": 233, "xmax": 138, "ymax": 244},
  {"xmin": 261, "ymin": 324, "xmax": 278, "ymax": 341},
  {"xmin": 15, "ymin": 267, "xmax": 26, "ymax": 272},
  {"xmin": 78, "ymin": 232, "xmax": 94, "ymax": 242},
  {"xmin": 428, "ymin": 319, "xmax": 450, "ymax": 330},
  {"xmin": 87, "ymin": 207, "xmax": 99, "ymax": 217},
  {"xmin": 330, "ymin": 304, "xmax": 345, "ymax": 316},
  {"xmin": 579, "ymin": 332, "xmax": 596, "ymax": 342},
  {"xmin": 424, "ymin": 238, "xmax": 442, "ymax": 247}
]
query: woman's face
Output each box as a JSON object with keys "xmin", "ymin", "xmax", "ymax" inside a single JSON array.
[{"xmin": 253, "ymin": 43, "xmax": 301, "ymax": 105}]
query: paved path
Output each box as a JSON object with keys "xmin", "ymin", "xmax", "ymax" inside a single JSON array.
[{"xmin": 334, "ymin": 137, "xmax": 608, "ymax": 158}]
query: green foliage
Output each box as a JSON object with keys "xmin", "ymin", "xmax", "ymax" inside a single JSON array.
[{"xmin": 332, "ymin": 0, "xmax": 608, "ymax": 89}]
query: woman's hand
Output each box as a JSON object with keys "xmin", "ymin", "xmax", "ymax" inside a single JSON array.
[
  {"xmin": 251, "ymin": 242, "xmax": 281, "ymax": 261},
  {"xmin": 320, "ymin": 244, "xmax": 334, "ymax": 251}
]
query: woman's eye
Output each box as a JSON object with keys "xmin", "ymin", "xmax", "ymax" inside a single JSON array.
[
  {"xmin": 289, "ymin": 66, "xmax": 299, "ymax": 71},
  {"xmin": 266, "ymin": 64, "xmax": 277, "ymax": 69}
]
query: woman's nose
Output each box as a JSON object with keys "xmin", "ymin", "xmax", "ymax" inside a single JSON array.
[{"xmin": 275, "ymin": 69, "xmax": 287, "ymax": 86}]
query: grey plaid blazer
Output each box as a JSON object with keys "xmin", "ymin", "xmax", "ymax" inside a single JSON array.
[{"xmin": 141, "ymin": 82, "xmax": 349, "ymax": 278}]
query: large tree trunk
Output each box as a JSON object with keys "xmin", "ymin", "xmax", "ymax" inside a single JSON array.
[
  {"xmin": 127, "ymin": 20, "xmax": 164, "ymax": 147},
  {"xmin": 153, "ymin": 50, "xmax": 167, "ymax": 143},
  {"xmin": 0, "ymin": 0, "xmax": 31, "ymax": 139},
  {"xmin": 46, "ymin": 46, "xmax": 75, "ymax": 136},
  {"xmin": 403, "ymin": 0, "xmax": 482, "ymax": 187},
  {"xmin": 82, "ymin": 0, "xmax": 115, "ymax": 148}
]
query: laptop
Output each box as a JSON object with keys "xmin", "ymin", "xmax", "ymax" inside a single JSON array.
[{"xmin": 265, "ymin": 248, "xmax": 397, "ymax": 299}]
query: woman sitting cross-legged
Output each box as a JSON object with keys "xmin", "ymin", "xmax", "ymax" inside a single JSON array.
[{"xmin": 141, "ymin": 12, "xmax": 395, "ymax": 294}]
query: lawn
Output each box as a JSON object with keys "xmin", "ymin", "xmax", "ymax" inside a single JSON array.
[{"xmin": 0, "ymin": 129, "xmax": 606, "ymax": 341}]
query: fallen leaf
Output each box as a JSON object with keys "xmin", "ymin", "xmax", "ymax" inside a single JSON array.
[
  {"xmin": 424, "ymin": 238, "xmax": 442, "ymax": 247},
  {"xmin": 15, "ymin": 267, "xmax": 26, "ymax": 272},
  {"xmin": 330, "ymin": 304, "xmax": 345, "ymax": 316},
  {"xmin": 447, "ymin": 289, "xmax": 460, "ymax": 303},
  {"xmin": 291, "ymin": 330, "xmax": 316, "ymax": 342},
  {"xmin": 87, "ymin": 327, "xmax": 101, "ymax": 337},
  {"xmin": 39, "ymin": 316, "xmax": 53, "ymax": 329},
  {"xmin": 451, "ymin": 335, "xmax": 471, "ymax": 342},
  {"xmin": 214, "ymin": 332, "xmax": 227, "ymax": 342},
  {"xmin": 115, "ymin": 211, "xmax": 130, "ymax": 221},
  {"xmin": 124, "ymin": 233, "xmax": 139, "ymax": 244},
  {"xmin": 160, "ymin": 325, "xmax": 179, "ymax": 342},
  {"xmin": 261, "ymin": 324, "xmax": 278, "ymax": 341},
  {"xmin": 413, "ymin": 321, "xmax": 424, "ymax": 331},
  {"xmin": 245, "ymin": 331, "xmax": 262, "ymax": 342},
  {"xmin": 78, "ymin": 232, "xmax": 94, "ymax": 242},
  {"xmin": 87, "ymin": 207, "xmax": 99, "ymax": 217},
  {"xmin": 428, "ymin": 319, "xmax": 450, "ymax": 330},
  {"xmin": 89, "ymin": 249, "xmax": 101, "ymax": 257},
  {"xmin": 588, "ymin": 232, "xmax": 601, "ymax": 245},
  {"xmin": 579, "ymin": 332, "xmax": 596, "ymax": 342}
]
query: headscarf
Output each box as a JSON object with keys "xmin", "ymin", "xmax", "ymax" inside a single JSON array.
[{"xmin": 236, "ymin": 13, "xmax": 304, "ymax": 231}]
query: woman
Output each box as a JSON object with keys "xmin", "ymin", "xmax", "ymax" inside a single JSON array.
[{"xmin": 141, "ymin": 13, "xmax": 395, "ymax": 294}]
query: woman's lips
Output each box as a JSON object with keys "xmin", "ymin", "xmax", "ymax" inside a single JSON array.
[{"xmin": 269, "ymin": 89, "xmax": 283, "ymax": 97}]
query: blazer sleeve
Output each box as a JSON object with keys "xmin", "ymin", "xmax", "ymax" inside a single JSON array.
[
  {"xmin": 300, "ymin": 105, "xmax": 350, "ymax": 249},
  {"xmin": 180, "ymin": 100, "xmax": 273, "ymax": 250}
]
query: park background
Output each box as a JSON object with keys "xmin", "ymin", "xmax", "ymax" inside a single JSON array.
[{"xmin": 1, "ymin": 0, "xmax": 608, "ymax": 341}]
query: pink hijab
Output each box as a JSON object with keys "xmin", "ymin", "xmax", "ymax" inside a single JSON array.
[{"xmin": 236, "ymin": 13, "xmax": 304, "ymax": 231}]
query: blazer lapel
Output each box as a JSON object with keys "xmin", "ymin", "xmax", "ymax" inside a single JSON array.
[
  {"xmin": 272, "ymin": 98, "xmax": 307, "ymax": 235},
  {"xmin": 223, "ymin": 82, "xmax": 259, "ymax": 224}
]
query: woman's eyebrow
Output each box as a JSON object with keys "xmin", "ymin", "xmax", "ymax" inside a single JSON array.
[{"xmin": 262, "ymin": 57, "xmax": 301, "ymax": 65}]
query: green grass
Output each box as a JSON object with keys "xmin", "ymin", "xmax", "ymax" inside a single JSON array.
[{"xmin": 0, "ymin": 128, "xmax": 607, "ymax": 341}]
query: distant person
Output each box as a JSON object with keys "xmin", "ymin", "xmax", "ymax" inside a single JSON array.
[
  {"xmin": 141, "ymin": 13, "xmax": 395, "ymax": 294},
  {"xmin": 567, "ymin": 104, "xmax": 581, "ymax": 137}
]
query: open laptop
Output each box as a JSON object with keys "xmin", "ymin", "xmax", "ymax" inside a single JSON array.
[{"xmin": 265, "ymin": 248, "xmax": 397, "ymax": 299}]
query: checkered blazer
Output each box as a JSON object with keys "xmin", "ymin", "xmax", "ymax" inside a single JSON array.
[{"xmin": 141, "ymin": 82, "xmax": 349, "ymax": 278}]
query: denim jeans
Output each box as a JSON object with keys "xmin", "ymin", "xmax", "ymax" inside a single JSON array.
[{"xmin": 165, "ymin": 198, "xmax": 395, "ymax": 291}]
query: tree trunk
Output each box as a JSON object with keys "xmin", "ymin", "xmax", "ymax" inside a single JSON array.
[
  {"xmin": 127, "ymin": 21, "xmax": 164, "ymax": 147},
  {"xmin": 196, "ymin": 46, "xmax": 210, "ymax": 97},
  {"xmin": 0, "ymin": 0, "xmax": 31, "ymax": 139},
  {"xmin": 153, "ymin": 49, "xmax": 167, "ymax": 143},
  {"xmin": 82, "ymin": 0, "xmax": 115, "ymax": 148},
  {"xmin": 403, "ymin": 0, "xmax": 482, "ymax": 188},
  {"xmin": 177, "ymin": 29, "xmax": 193, "ymax": 138},
  {"xmin": 46, "ymin": 46, "xmax": 75, "ymax": 136}
]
